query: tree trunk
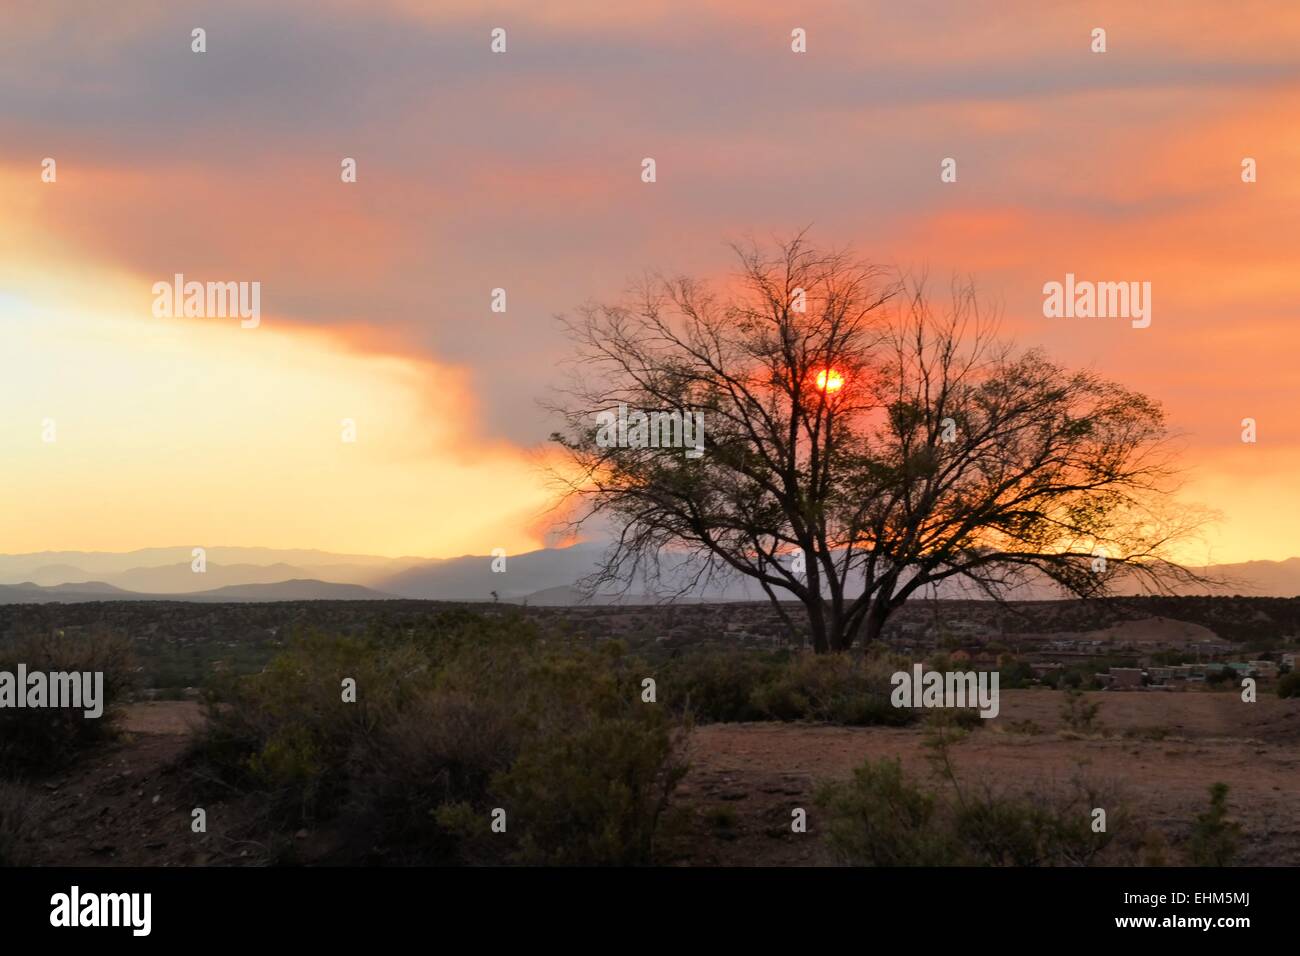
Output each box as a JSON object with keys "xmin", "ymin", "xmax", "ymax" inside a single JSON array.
[
  {"xmin": 827, "ymin": 608, "xmax": 851, "ymax": 653},
  {"xmin": 862, "ymin": 598, "xmax": 891, "ymax": 647},
  {"xmin": 809, "ymin": 616, "xmax": 829, "ymax": 653}
]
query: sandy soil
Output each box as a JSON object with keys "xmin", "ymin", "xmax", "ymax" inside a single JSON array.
[
  {"xmin": 666, "ymin": 690, "xmax": 1300, "ymax": 866},
  {"xmin": 30, "ymin": 701, "xmax": 254, "ymax": 866}
]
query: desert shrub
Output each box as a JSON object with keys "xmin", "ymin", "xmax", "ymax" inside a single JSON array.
[
  {"xmin": 821, "ymin": 765, "xmax": 1139, "ymax": 866},
  {"xmin": 1059, "ymin": 688, "xmax": 1102, "ymax": 733},
  {"xmin": 997, "ymin": 661, "xmax": 1036, "ymax": 689},
  {"xmin": 818, "ymin": 758, "xmax": 956, "ymax": 865},
  {"xmin": 751, "ymin": 652, "xmax": 914, "ymax": 726},
  {"xmin": 657, "ymin": 646, "xmax": 917, "ymax": 726},
  {"xmin": 194, "ymin": 630, "xmax": 432, "ymax": 824},
  {"xmin": 1188, "ymin": 782, "xmax": 1242, "ymax": 866},
  {"xmin": 0, "ymin": 781, "xmax": 38, "ymax": 867},
  {"xmin": 1276, "ymin": 671, "xmax": 1300, "ymax": 699},
  {"xmin": 482, "ymin": 707, "xmax": 686, "ymax": 865},
  {"xmin": 819, "ymin": 730, "xmax": 1144, "ymax": 866},
  {"xmin": 363, "ymin": 640, "xmax": 687, "ymax": 865},
  {"xmin": 341, "ymin": 689, "xmax": 519, "ymax": 862},
  {"xmin": 0, "ymin": 631, "xmax": 136, "ymax": 774},
  {"xmin": 657, "ymin": 646, "xmax": 780, "ymax": 722},
  {"xmin": 191, "ymin": 611, "xmax": 689, "ymax": 865},
  {"xmin": 952, "ymin": 778, "xmax": 1129, "ymax": 866}
]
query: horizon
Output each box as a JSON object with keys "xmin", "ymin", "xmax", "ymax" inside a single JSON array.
[
  {"xmin": 3, "ymin": 542, "xmax": 1300, "ymax": 605},
  {"xmin": 2, "ymin": 541, "xmax": 1300, "ymax": 567}
]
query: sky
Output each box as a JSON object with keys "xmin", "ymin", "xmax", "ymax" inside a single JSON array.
[{"xmin": 1, "ymin": 0, "xmax": 1298, "ymax": 562}]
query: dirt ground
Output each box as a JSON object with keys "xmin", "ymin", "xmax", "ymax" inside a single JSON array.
[
  {"xmin": 22, "ymin": 691, "xmax": 1300, "ymax": 866},
  {"xmin": 29, "ymin": 701, "xmax": 252, "ymax": 866},
  {"xmin": 669, "ymin": 690, "xmax": 1300, "ymax": 866}
]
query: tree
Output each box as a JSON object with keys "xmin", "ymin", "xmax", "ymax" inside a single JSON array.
[
  {"xmin": 1188, "ymin": 782, "xmax": 1241, "ymax": 866},
  {"xmin": 548, "ymin": 235, "xmax": 1205, "ymax": 653}
]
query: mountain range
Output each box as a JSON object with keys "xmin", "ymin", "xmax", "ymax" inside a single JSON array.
[{"xmin": 0, "ymin": 545, "xmax": 1298, "ymax": 604}]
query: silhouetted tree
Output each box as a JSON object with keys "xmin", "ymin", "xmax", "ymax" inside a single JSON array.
[{"xmin": 549, "ymin": 236, "xmax": 1205, "ymax": 652}]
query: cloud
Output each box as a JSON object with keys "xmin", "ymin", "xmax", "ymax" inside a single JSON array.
[{"xmin": 3, "ymin": 0, "xmax": 1298, "ymax": 558}]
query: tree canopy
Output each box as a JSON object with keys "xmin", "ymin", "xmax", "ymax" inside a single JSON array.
[{"xmin": 549, "ymin": 236, "xmax": 1204, "ymax": 652}]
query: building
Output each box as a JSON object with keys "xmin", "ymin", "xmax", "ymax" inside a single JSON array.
[
  {"xmin": 1149, "ymin": 664, "xmax": 1195, "ymax": 684},
  {"xmin": 1098, "ymin": 667, "xmax": 1144, "ymax": 690},
  {"xmin": 1248, "ymin": 660, "xmax": 1279, "ymax": 679}
]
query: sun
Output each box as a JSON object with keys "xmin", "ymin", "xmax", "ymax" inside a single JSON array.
[{"xmin": 815, "ymin": 368, "xmax": 844, "ymax": 392}]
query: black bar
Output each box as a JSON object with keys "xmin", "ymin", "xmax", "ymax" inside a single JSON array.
[{"xmin": 0, "ymin": 866, "xmax": 1277, "ymax": 942}]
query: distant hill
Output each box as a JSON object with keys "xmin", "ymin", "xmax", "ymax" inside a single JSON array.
[
  {"xmin": 183, "ymin": 580, "xmax": 394, "ymax": 602},
  {"xmin": 41, "ymin": 581, "xmax": 131, "ymax": 595},
  {"xmin": 1073, "ymin": 616, "xmax": 1221, "ymax": 646},
  {"xmin": 2, "ymin": 544, "xmax": 1299, "ymax": 604},
  {"xmin": 379, "ymin": 545, "xmax": 610, "ymax": 601},
  {"xmin": 0, "ymin": 547, "xmax": 422, "ymax": 586},
  {"xmin": 0, "ymin": 582, "xmax": 136, "ymax": 604},
  {"xmin": 22, "ymin": 563, "xmax": 95, "ymax": 586},
  {"xmin": 0, "ymin": 579, "xmax": 393, "ymax": 604}
]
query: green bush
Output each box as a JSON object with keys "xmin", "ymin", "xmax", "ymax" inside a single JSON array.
[
  {"xmin": 1188, "ymin": 782, "xmax": 1242, "ymax": 866},
  {"xmin": 0, "ymin": 631, "xmax": 136, "ymax": 774},
  {"xmin": 952, "ymin": 782, "xmax": 1125, "ymax": 866},
  {"xmin": 819, "ymin": 730, "xmax": 1144, "ymax": 867},
  {"xmin": 195, "ymin": 630, "xmax": 431, "ymax": 824},
  {"xmin": 1060, "ymin": 688, "xmax": 1102, "ymax": 733},
  {"xmin": 751, "ymin": 652, "xmax": 914, "ymax": 726},
  {"xmin": 817, "ymin": 758, "xmax": 956, "ymax": 865},
  {"xmin": 191, "ymin": 611, "xmax": 689, "ymax": 865},
  {"xmin": 653, "ymin": 647, "xmax": 916, "ymax": 727},
  {"xmin": 1276, "ymin": 671, "xmax": 1300, "ymax": 699},
  {"xmin": 997, "ymin": 661, "xmax": 1036, "ymax": 689},
  {"xmin": 486, "ymin": 707, "xmax": 686, "ymax": 865},
  {"xmin": 657, "ymin": 646, "xmax": 780, "ymax": 722}
]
